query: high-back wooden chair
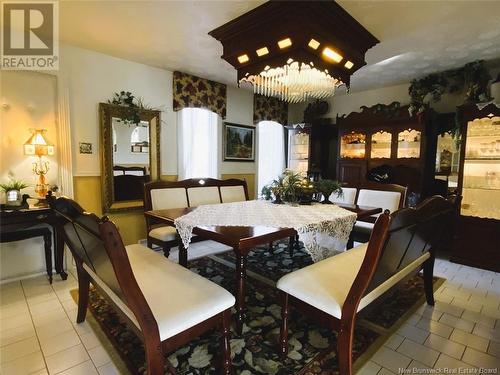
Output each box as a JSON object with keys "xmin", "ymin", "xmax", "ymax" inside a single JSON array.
[
  {"xmin": 143, "ymin": 178, "xmax": 248, "ymax": 257},
  {"xmin": 277, "ymin": 195, "xmax": 456, "ymax": 375},
  {"xmin": 49, "ymin": 195, "xmax": 234, "ymax": 375},
  {"xmin": 349, "ymin": 182, "xmax": 408, "ymax": 246}
]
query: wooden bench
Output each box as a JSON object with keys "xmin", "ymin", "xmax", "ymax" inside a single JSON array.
[
  {"xmin": 144, "ymin": 178, "xmax": 249, "ymax": 257},
  {"xmin": 277, "ymin": 195, "xmax": 456, "ymax": 375},
  {"xmin": 49, "ymin": 195, "xmax": 235, "ymax": 375}
]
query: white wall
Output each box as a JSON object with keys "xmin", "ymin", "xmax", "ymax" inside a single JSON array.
[
  {"xmin": 60, "ymin": 44, "xmax": 255, "ymax": 177},
  {"xmin": 59, "ymin": 44, "xmax": 175, "ymax": 176},
  {"xmin": 0, "ymin": 71, "xmax": 59, "ymax": 196},
  {"xmin": 221, "ymin": 85, "xmax": 255, "ymax": 175},
  {"xmin": 0, "ymin": 70, "xmax": 59, "ymax": 280}
]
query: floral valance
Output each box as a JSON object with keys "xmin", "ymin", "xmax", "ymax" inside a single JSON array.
[
  {"xmin": 253, "ymin": 94, "xmax": 288, "ymax": 125},
  {"xmin": 173, "ymin": 71, "xmax": 227, "ymax": 118}
]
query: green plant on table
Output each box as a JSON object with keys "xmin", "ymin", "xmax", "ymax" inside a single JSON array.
[
  {"xmin": 314, "ymin": 179, "xmax": 343, "ymax": 204},
  {"xmin": 0, "ymin": 178, "xmax": 29, "ymax": 192}
]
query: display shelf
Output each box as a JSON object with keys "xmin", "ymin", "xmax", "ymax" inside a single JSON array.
[
  {"xmin": 464, "ymin": 158, "xmax": 500, "ymax": 162},
  {"xmin": 397, "ymin": 130, "xmax": 421, "ymax": 158}
]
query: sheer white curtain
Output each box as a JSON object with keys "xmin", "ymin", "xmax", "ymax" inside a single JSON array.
[
  {"xmin": 257, "ymin": 121, "xmax": 285, "ymax": 196},
  {"xmin": 177, "ymin": 108, "xmax": 219, "ymax": 179}
]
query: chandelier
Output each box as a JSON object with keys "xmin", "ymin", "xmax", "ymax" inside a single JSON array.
[{"xmin": 209, "ymin": 1, "xmax": 379, "ymax": 103}]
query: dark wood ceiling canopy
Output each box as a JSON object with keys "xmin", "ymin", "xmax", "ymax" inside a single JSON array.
[{"xmin": 209, "ymin": 0, "xmax": 379, "ymax": 88}]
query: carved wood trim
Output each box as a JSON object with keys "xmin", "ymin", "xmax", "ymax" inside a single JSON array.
[{"xmin": 99, "ymin": 103, "xmax": 161, "ymax": 214}]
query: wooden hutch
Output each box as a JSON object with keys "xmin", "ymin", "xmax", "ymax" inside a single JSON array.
[{"xmin": 336, "ymin": 103, "xmax": 435, "ymax": 198}]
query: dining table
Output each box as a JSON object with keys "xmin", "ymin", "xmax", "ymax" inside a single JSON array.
[{"xmin": 145, "ymin": 202, "xmax": 382, "ymax": 333}]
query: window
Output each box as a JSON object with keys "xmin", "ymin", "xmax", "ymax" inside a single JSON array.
[
  {"xmin": 257, "ymin": 121, "xmax": 285, "ymax": 196},
  {"xmin": 177, "ymin": 108, "xmax": 219, "ymax": 179}
]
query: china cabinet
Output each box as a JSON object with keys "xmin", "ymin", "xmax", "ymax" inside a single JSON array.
[
  {"xmin": 336, "ymin": 103, "xmax": 430, "ymax": 197},
  {"xmin": 287, "ymin": 127, "xmax": 310, "ymax": 174},
  {"xmin": 286, "ymin": 118, "xmax": 337, "ymax": 180},
  {"xmin": 452, "ymin": 103, "xmax": 500, "ymax": 272}
]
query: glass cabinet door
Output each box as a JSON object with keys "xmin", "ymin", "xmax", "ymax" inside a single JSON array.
[
  {"xmin": 340, "ymin": 132, "xmax": 366, "ymax": 159},
  {"xmin": 397, "ymin": 129, "xmax": 421, "ymax": 158},
  {"xmin": 288, "ymin": 129, "xmax": 309, "ymax": 173},
  {"xmin": 371, "ymin": 131, "xmax": 392, "ymax": 158},
  {"xmin": 435, "ymin": 132, "xmax": 460, "ymax": 190},
  {"xmin": 461, "ymin": 115, "xmax": 500, "ymax": 219}
]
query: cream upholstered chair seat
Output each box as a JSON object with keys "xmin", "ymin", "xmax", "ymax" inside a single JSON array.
[
  {"xmin": 329, "ymin": 187, "xmax": 357, "ymax": 204},
  {"xmin": 83, "ymin": 244, "xmax": 235, "ymax": 341},
  {"xmin": 352, "ymin": 220, "xmax": 373, "ymax": 234},
  {"xmin": 149, "ymin": 226, "xmax": 177, "ymax": 242},
  {"xmin": 277, "ymin": 243, "xmax": 429, "ymax": 319}
]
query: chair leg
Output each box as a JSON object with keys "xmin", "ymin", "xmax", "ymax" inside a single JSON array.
[
  {"xmin": 337, "ymin": 319, "xmax": 355, "ymax": 375},
  {"xmin": 75, "ymin": 262, "xmax": 90, "ymax": 323},
  {"xmin": 346, "ymin": 236, "xmax": 354, "ymax": 250},
  {"xmin": 147, "ymin": 238, "xmax": 153, "ymax": 249},
  {"xmin": 294, "ymin": 234, "xmax": 300, "ymax": 251},
  {"xmin": 144, "ymin": 337, "xmax": 165, "ymax": 375},
  {"xmin": 162, "ymin": 245, "xmax": 171, "ymax": 258},
  {"xmin": 43, "ymin": 230, "xmax": 53, "ymax": 284},
  {"xmin": 423, "ymin": 255, "xmax": 435, "ymax": 306},
  {"xmin": 220, "ymin": 309, "xmax": 232, "ymax": 375},
  {"xmin": 279, "ymin": 291, "xmax": 289, "ymax": 358},
  {"xmin": 288, "ymin": 236, "xmax": 294, "ymax": 257}
]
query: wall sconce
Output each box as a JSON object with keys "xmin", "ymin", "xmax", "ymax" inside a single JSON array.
[{"xmin": 23, "ymin": 129, "xmax": 54, "ymax": 199}]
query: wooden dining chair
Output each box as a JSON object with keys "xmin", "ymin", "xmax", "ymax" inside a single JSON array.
[
  {"xmin": 277, "ymin": 196, "xmax": 455, "ymax": 375},
  {"xmin": 49, "ymin": 195, "xmax": 235, "ymax": 375}
]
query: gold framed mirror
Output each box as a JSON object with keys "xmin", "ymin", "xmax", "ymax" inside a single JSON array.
[{"xmin": 99, "ymin": 103, "xmax": 161, "ymax": 213}]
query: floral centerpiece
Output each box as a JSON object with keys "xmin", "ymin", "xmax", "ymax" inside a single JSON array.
[
  {"xmin": 314, "ymin": 179, "xmax": 343, "ymax": 204},
  {"xmin": 262, "ymin": 170, "xmax": 318, "ymax": 205}
]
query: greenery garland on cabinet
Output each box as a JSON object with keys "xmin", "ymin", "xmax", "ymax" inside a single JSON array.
[{"xmin": 408, "ymin": 60, "xmax": 492, "ymax": 145}]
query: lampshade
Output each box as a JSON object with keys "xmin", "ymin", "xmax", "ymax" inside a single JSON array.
[
  {"xmin": 23, "ymin": 129, "xmax": 55, "ymax": 156},
  {"xmin": 209, "ymin": 1, "xmax": 379, "ymax": 103}
]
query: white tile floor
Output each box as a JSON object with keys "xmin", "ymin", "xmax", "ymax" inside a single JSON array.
[{"xmin": 0, "ymin": 241, "xmax": 499, "ymax": 374}]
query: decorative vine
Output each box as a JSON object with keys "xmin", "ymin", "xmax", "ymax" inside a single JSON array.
[
  {"xmin": 408, "ymin": 60, "xmax": 492, "ymax": 146},
  {"xmin": 108, "ymin": 91, "xmax": 160, "ymax": 125}
]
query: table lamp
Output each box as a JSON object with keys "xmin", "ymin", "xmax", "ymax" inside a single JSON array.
[{"xmin": 23, "ymin": 129, "xmax": 54, "ymax": 198}]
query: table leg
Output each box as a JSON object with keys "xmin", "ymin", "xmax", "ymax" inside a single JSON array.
[
  {"xmin": 176, "ymin": 233, "xmax": 188, "ymax": 268},
  {"xmin": 43, "ymin": 230, "xmax": 53, "ymax": 284},
  {"xmin": 235, "ymin": 249, "xmax": 247, "ymax": 335},
  {"xmin": 54, "ymin": 226, "xmax": 68, "ymax": 280}
]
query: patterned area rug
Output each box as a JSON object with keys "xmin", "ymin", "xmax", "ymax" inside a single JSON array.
[{"xmin": 78, "ymin": 240, "xmax": 443, "ymax": 375}]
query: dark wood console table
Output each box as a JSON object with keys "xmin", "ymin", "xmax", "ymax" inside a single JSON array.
[{"xmin": 0, "ymin": 206, "xmax": 68, "ymax": 283}]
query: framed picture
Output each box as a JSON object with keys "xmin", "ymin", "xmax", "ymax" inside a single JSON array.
[
  {"xmin": 223, "ymin": 123, "xmax": 255, "ymax": 162},
  {"xmin": 79, "ymin": 142, "xmax": 93, "ymax": 154}
]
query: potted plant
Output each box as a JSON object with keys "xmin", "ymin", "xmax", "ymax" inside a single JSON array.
[
  {"xmin": 314, "ymin": 179, "xmax": 343, "ymax": 204},
  {"xmin": 269, "ymin": 175, "xmax": 286, "ymax": 204},
  {"xmin": 297, "ymin": 178, "xmax": 316, "ymax": 205},
  {"xmin": 1, "ymin": 178, "xmax": 29, "ymax": 206},
  {"xmin": 260, "ymin": 185, "xmax": 272, "ymax": 201},
  {"xmin": 281, "ymin": 170, "xmax": 303, "ymax": 204}
]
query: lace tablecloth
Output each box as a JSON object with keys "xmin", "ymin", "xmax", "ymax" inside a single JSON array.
[{"xmin": 174, "ymin": 200, "xmax": 357, "ymax": 261}]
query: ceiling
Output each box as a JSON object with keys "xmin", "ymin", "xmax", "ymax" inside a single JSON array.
[{"xmin": 59, "ymin": 1, "xmax": 500, "ymax": 93}]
